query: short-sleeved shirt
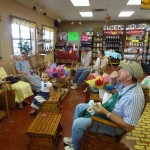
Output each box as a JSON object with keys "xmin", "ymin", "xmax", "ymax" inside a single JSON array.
[
  {"xmin": 40, "ymin": 81, "xmax": 52, "ymax": 92},
  {"xmin": 113, "ymin": 83, "xmax": 145, "ymax": 127}
]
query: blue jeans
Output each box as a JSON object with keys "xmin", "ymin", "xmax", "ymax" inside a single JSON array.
[
  {"xmin": 72, "ymin": 103, "xmax": 124, "ymax": 150},
  {"xmin": 73, "ymin": 67, "xmax": 90, "ymax": 87}
]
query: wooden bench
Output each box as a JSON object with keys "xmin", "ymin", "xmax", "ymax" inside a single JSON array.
[
  {"xmin": 26, "ymin": 100, "xmax": 62, "ymax": 150},
  {"xmin": 49, "ymin": 90, "xmax": 61, "ymax": 107}
]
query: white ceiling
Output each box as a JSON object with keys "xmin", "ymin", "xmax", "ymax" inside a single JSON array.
[{"xmin": 15, "ymin": 0, "xmax": 150, "ymax": 21}]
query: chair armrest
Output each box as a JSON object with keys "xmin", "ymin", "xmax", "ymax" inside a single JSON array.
[
  {"xmin": 91, "ymin": 116, "xmax": 119, "ymax": 128},
  {"xmin": 0, "ymin": 81, "xmax": 12, "ymax": 90}
]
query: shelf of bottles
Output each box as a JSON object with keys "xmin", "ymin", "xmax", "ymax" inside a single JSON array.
[
  {"xmin": 93, "ymin": 32, "xmax": 103, "ymax": 59},
  {"xmin": 123, "ymin": 24, "xmax": 147, "ymax": 62},
  {"xmin": 103, "ymin": 25, "xmax": 124, "ymax": 54},
  {"xmin": 142, "ymin": 29, "xmax": 150, "ymax": 65}
]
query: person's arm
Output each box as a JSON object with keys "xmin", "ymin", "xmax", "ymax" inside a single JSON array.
[
  {"xmin": 15, "ymin": 61, "xmax": 28, "ymax": 75},
  {"xmin": 93, "ymin": 104, "xmax": 134, "ymax": 131},
  {"xmin": 109, "ymin": 71, "xmax": 119, "ymax": 86}
]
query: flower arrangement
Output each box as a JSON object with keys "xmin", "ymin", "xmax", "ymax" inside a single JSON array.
[
  {"xmin": 85, "ymin": 74, "xmax": 111, "ymax": 90},
  {"xmin": 46, "ymin": 63, "xmax": 69, "ymax": 81}
]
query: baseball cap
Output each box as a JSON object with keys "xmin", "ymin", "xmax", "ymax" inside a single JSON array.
[{"xmin": 119, "ymin": 60, "xmax": 143, "ymax": 79}]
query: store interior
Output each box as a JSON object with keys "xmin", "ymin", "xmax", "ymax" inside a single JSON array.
[{"xmin": 0, "ymin": 0, "xmax": 150, "ymax": 150}]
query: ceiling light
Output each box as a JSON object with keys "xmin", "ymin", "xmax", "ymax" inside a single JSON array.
[
  {"xmin": 79, "ymin": 21, "xmax": 82, "ymax": 25},
  {"xmin": 70, "ymin": 0, "xmax": 90, "ymax": 6},
  {"xmin": 118, "ymin": 11, "xmax": 135, "ymax": 17},
  {"xmin": 79, "ymin": 12, "xmax": 93, "ymax": 17},
  {"xmin": 127, "ymin": 0, "xmax": 141, "ymax": 5}
]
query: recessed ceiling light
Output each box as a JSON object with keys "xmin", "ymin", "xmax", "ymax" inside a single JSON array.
[
  {"xmin": 127, "ymin": 0, "xmax": 141, "ymax": 5},
  {"xmin": 79, "ymin": 12, "xmax": 93, "ymax": 17},
  {"xmin": 70, "ymin": 0, "xmax": 90, "ymax": 6},
  {"xmin": 118, "ymin": 11, "xmax": 135, "ymax": 17}
]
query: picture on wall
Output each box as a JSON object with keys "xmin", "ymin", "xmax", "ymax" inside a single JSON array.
[{"xmin": 68, "ymin": 32, "xmax": 79, "ymax": 41}]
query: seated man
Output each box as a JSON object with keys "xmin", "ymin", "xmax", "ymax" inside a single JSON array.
[
  {"xmin": 64, "ymin": 61, "xmax": 145, "ymax": 150},
  {"xmin": 0, "ymin": 56, "xmax": 33, "ymax": 109},
  {"xmin": 71, "ymin": 50, "xmax": 108, "ymax": 89}
]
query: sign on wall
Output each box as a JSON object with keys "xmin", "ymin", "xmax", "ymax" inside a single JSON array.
[{"xmin": 68, "ymin": 32, "xmax": 79, "ymax": 41}]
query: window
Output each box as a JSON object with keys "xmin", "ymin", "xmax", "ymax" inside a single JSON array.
[
  {"xmin": 42, "ymin": 25, "xmax": 54, "ymax": 51},
  {"xmin": 10, "ymin": 16, "xmax": 36, "ymax": 55}
]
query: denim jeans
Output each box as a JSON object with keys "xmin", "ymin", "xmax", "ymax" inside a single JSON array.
[
  {"xmin": 73, "ymin": 67, "xmax": 90, "ymax": 87},
  {"xmin": 72, "ymin": 103, "xmax": 124, "ymax": 150}
]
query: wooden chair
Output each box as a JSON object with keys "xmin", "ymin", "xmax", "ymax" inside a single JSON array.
[
  {"xmin": 0, "ymin": 81, "xmax": 16, "ymax": 108},
  {"xmin": 81, "ymin": 87, "xmax": 149, "ymax": 150}
]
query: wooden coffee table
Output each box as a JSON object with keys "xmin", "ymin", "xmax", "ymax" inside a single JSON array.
[{"xmin": 26, "ymin": 112, "xmax": 62, "ymax": 150}]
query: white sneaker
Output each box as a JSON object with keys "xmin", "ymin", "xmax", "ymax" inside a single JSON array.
[
  {"xmin": 71, "ymin": 84, "xmax": 79, "ymax": 90},
  {"xmin": 70, "ymin": 80, "xmax": 75, "ymax": 86},
  {"xmin": 64, "ymin": 145, "xmax": 74, "ymax": 150},
  {"xmin": 63, "ymin": 137, "xmax": 72, "ymax": 146}
]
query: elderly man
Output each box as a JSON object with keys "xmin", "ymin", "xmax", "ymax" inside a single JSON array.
[{"xmin": 64, "ymin": 61, "xmax": 145, "ymax": 150}]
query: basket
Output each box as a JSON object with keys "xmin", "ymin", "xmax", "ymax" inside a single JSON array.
[{"xmin": 57, "ymin": 77, "xmax": 66, "ymax": 83}]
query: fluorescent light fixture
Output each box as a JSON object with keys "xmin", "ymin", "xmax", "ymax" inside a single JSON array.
[
  {"xmin": 127, "ymin": 0, "xmax": 141, "ymax": 5},
  {"xmin": 70, "ymin": 0, "xmax": 90, "ymax": 6},
  {"xmin": 79, "ymin": 12, "xmax": 93, "ymax": 17},
  {"xmin": 118, "ymin": 11, "xmax": 135, "ymax": 17}
]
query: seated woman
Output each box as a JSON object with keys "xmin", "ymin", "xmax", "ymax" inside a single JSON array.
[
  {"xmin": 15, "ymin": 52, "xmax": 41, "ymax": 91},
  {"xmin": 71, "ymin": 50, "xmax": 108, "ymax": 89},
  {"xmin": 0, "ymin": 56, "xmax": 33, "ymax": 108}
]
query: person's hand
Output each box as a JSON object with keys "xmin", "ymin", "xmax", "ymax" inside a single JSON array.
[
  {"xmin": 92, "ymin": 103, "xmax": 103, "ymax": 113},
  {"xmin": 110, "ymin": 71, "xmax": 119, "ymax": 79}
]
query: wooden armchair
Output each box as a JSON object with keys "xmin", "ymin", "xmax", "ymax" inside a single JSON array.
[
  {"xmin": 81, "ymin": 87, "xmax": 149, "ymax": 150},
  {"xmin": 0, "ymin": 81, "xmax": 16, "ymax": 108}
]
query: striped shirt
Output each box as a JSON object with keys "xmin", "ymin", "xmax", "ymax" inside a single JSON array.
[{"xmin": 113, "ymin": 83, "xmax": 145, "ymax": 127}]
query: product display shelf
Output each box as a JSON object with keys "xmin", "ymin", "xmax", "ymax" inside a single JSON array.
[
  {"xmin": 92, "ymin": 32, "xmax": 104, "ymax": 62},
  {"xmin": 124, "ymin": 24, "xmax": 146, "ymax": 62},
  {"xmin": 103, "ymin": 25, "xmax": 125, "ymax": 64}
]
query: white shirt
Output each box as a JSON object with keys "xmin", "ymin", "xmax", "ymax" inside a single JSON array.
[{"xmin": 40, "ymin": 81, "xmax": 52, "ymax": 92}]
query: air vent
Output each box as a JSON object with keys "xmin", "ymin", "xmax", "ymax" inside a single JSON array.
[{"xmin": 92, "ymin": 9, "xmax": 106, "ymax": 12}]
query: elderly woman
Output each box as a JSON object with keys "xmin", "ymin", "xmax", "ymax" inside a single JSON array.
[
  {"xmin": 15, "ymin": 52, "xmax": 41, "ymax": 91},
  {"xmin": 0, "ymin": 56, "xmax": 33, "ymax": 108}
]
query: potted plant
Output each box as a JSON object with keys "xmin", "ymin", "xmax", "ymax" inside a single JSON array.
[{"xmin": 18, "ymin": 40, "xmax": 32, "ymax": 54}]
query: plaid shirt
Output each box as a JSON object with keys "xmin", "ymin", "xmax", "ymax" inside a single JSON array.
[{"xmin": 113, "ymin": 83, "xmax": 145, "ymax": 126}]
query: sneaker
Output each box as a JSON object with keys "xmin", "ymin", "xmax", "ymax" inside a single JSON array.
[
  {"xmin": 18, "ymin": 103, "xmax": 23, "ymax": 109},
  {"xmin": 29, "ymin": 109, "xmax": 36, "ymax": 115},
  {"xmin": 63, "ymin": 137, "xmax": 72, "ymax": 146},
  {"xmin": 71, "ymin": 84, "xmax": 79, "ymax": 90},
  {"xmin": 64, "ymin": 145, "xmax": 74, "ymax": 150}
]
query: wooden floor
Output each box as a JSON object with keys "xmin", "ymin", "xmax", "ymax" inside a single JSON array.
[{"xmin": 0, "ymin": 65, "xmax": 149, "ymax": 150}]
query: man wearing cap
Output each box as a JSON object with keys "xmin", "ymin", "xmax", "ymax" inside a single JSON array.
[{"xmin": 63, "ymin": 61, "xmax": 145, "ymax": 150}]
